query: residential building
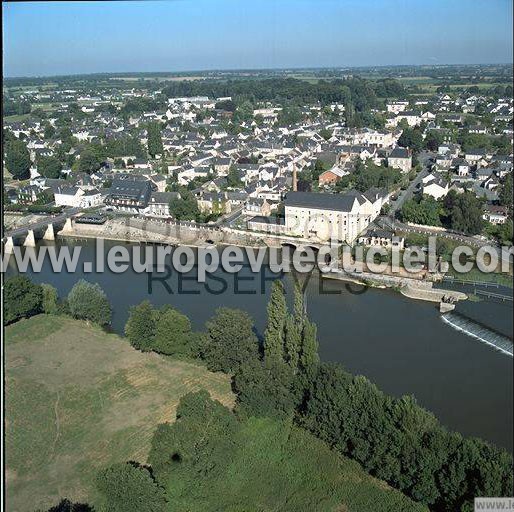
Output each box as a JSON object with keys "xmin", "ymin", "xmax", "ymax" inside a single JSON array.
[{"xmin": 388, "ymin": 147, "xmax": 412, "ymax": 174}]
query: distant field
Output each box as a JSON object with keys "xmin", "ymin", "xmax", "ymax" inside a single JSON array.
[
  {"xmin": 109, "ymin": 75, "xmax": 206, "ymax": 82},
  {"xmin": 5, "ymin": 315, "xmax": 234, "ymax": 511},
  {"xmin": 3, "ymin": 114, "xmax": 31, "ymax": 123},
  {"xmin": 396, "ymin": 76, "xmax": 436, "ymax": 84}
]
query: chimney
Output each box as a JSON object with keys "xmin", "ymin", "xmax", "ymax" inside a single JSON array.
[{"xmin": 292, "ymin": 161, "xmax": 298, "ymax": 191}]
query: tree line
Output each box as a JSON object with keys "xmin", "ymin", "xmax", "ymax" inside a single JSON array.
[{"xmin": 4, "ymin": 276, "xmax": 112, "ymax": 326}]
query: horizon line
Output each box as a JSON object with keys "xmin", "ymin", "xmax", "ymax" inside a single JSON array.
[{"xmin": 3, "ymin": 62, "xmax": 513, "ymax": 81}]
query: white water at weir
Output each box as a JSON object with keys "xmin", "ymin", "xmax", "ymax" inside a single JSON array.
[{"xmin": 442, "ymin": 313, "xmax": 513, "ymax": 357}]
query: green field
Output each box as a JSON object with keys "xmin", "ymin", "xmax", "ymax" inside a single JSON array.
[
  {"xmin": 162, "ymin": 414, "xmax": 428, "ymax": 512},
  {"xmin": 446, "ymin": 265, "xmax": 514, "ymax": 288},
  {"xmin": 5, "ymin": 315, "xmax": 234, "ymax": 511},
  {"xmin": 3, "ymin": 113, "xmax": 31, "ymax": 123}
]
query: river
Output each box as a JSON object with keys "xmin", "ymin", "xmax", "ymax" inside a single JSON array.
[{"xmin": 5, "ymin": 238, "xmax": 513, "ymax": 451}]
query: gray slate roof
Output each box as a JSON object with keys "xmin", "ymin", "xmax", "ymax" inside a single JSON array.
[{"xmin": 284, "ymin": 191, "xmax": 362, "ymax": 212}]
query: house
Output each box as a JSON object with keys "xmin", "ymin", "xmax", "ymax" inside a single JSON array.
[
  {"xmin": 422, "ymin": 176, "xmax": 449, "ymax": 199},
  {"xmin": 483, "ymin": 175, "xmax": 500, "ymax": 191},
  {"xmin": 453, "ymin": 158, "xmax": 471, "ymax": 177},
  {"xmin": 396, "ymin": 111, "xmax": 422, "ymax": 127},
  {"xmin": 132, "ymin": 158, "xmax": 151, "ymax": 170},
  {"xmin": 177, "ymin": 166, "xmax": 211, "ymax": 186},
  {"xmin": 468, "ymin": 126, "xmax": 488, "ymax": 135},
  {"xmin": 213, "ymin": 157, "xmax": 232, "ymax": 175},
  {"xmin": 465, "ymin": 148, "xmax": 490, "ymax": 164},
  {"xmin": 197, "ymin": 191, "xmax": 229, "ymax": 215},
  {"xmin": 386, "ymin": 101, "xmax": 409, "ymax": 114},
  {"xmin": 483, "ymin": 205, "xmax": 509, "ymax": 225},
  {"xmin": 388, "ymin": 147, "xmax": 412, "ymax": 174},
  {"xmin": 420, "ymin": 111, "xmax": 436, "ymax": 121},
  {"xmin": 144, "ymin": 191, "xmax": 180, "ymax": 217},
  {"xmin": 16, "ymin": 185, "xmax": 44, "ymax": 204},
  {"xmin": 475, "ymin": 167, "xmax": 494, "ymax": 182},
  {"xmin": 244, "ymin": 197, "xmax": 272, "ymax": 217},
  {"xmin": 226, "ymin": 191, "xmax": 248, "ymax": 209},
  {"xmin": 54, "ymin": 186, "xmax": 103, "ymax": 208},
  {"xmin": 357, "ymin": 229, "xmax": 405, "ymax": 250},
  {"xmin": 438, "ymin": 143, "xmax": 460, "ymax": 158},
  {"xmin": 442, "ymin": 113, "xmax": 464, "ymax": 124},
  {"xmin": 149, "ymin": 174, "xmax": 167, "ymax": 192},
  {"xmin": 318, "ymin": 165, "xmax": 349, "ymax": 186}
]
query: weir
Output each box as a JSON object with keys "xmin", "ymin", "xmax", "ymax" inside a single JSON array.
[{"xmin": 441, "ymin": 312, "xmax": 513, "ymax": 357}]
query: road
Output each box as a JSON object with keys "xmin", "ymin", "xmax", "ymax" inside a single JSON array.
[{"xmin": 388, "ymin": 151, "xmax": 434, "ymax": 216}]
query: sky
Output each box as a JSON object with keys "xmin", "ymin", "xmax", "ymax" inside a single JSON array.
[{"xmin": 3, "ymin": 0, "xmax": 513, "ymax": 77}]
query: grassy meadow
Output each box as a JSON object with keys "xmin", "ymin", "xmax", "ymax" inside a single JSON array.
[{"xmin": 5, "ymin": 315, "xmax": 234, "ymax": 511}]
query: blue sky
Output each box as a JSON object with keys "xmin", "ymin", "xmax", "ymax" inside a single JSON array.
[{"xmin": 3, "ymin": 0, "xmax": 513, "ymax": 77}]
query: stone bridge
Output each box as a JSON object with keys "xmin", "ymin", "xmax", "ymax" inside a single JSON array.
[{"xmin": 3, "ymin": 213, "xmax": 76, "ymax": 254}]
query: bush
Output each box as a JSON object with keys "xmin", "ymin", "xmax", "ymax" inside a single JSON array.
[
  {"xmin": 125, "ymin": 301, "xmax": 201, "ymax": 356},
  {"xmin": 41, "ymin": 283, "xmax": 59, "ymax": 314},
  {"xmin": 96, "ymin": 462, "xmax": 167, "ymax": 512},
  {"xmin": 125, "ymin": 301, "xmax": 156, "ymax": 351},
  {"xmin": 4, "ymin": 275, "xmax": 42, "ymax": 324},
  {"xmin": 42, "ymin": 498, "xmax": 92, "ymax": 511},
  {"xmin": 153, "ymin": 305, "xmax": 192, "ymax": 356},
  {"xmin": 67, "ymin": 280, "xmax": 111, "ymax": 325}
]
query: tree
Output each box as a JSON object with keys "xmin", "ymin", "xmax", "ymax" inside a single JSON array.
[
  {"xmin": 319, "ymin": 128, "xmax": 332, "ymax": 141},
  {"xmin": 298, "ymin": 318, "xmax": 319, "ymax": 382},
  {"xmin": 147, "ymin": 122, "xmax": 163, "ymax": 158},
  {"xmin": 276, "ymin": 106, "xmax": 303, "ymax": 127},
  {"xmin": 169, "ymin": 189, "xmax": 200, "ymax": 221},
  {"xmin": 67, "ymin": 280, "xmax": 111, "ymax": 325},
  {"xmin": 204, "ymin": 308, "xmax": 259, "ymax": 373},
  {"xmin": 4, "ymin": 275, "xmax": 43, "ymax": 324},
  {"xmin": 233, "ymin": 359, "xmax": 298, "ymax": 419},
  {"xmin": 500, "ymin": 173, "xmax": 513, "ymax": 214},
  {"xmin": 78, "ymin": 149, "xmax": 101, "ymax": 174},
  {"xmin": 226, "ymin": 165, "xmax": 242, "ymax": 188},
  {"xmin": 443, "ymin": 190, "xmax": 485, "ymax": 235},
  {"xmin": 284, "ymin": 284, "xmax": 304, "ymax": 369},
  {"xmin": 96, "ymin": 462, "xmax": 167, "ymax": 512},
  {"xmin": 43, "ymin": 124, "xmax": 56, "ymax": 139},
  {"xmin": 125, "ymin": 301, "xmax": 156, "ymax": 351},
  {"xmin": 41, "ymin": 283, "xmax": 59, "ymax": 314},
  {"xmin": 263, "ymin": 280, "xmax": 287, "ymax": 363},
  {"xmin": 398, "ymin": 127, "xmax": 424, "ymax": 153},
  {"xmin": 153, "ymin": 305, "xmax": 192, "ymax": 356},
  {"xmin": 37, "ymin": 156, "xmax": 62, "ymax": 179},
  {"xmin": 5, "ymin": 139, "xmax": 31, "ymax": 180},
  {"xmin": 149, "ymin": 391, "xmax": 239, "ymax": 482},
  {"xmin": 424, "ymin": 130, "xmax": 445, "ymax": 151},
  {"xmin": 401, "ymin": 197, "xmax": 442, "ymax": 226}
]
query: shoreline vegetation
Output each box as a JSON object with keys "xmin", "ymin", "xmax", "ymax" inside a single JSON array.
[{"xmin": 4, "ymin": 274, "xmax": 513, "ymax": 511}]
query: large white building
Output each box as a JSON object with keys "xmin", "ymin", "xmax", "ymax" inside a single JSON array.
[
  {"xmin": 54, "ymin": 186, "xmax": 103, "ymax": 208},
  {"xmin": 283, "ymin": 190, "xmax": 385, "ymax": 243}
]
